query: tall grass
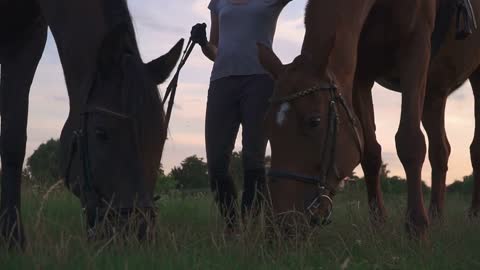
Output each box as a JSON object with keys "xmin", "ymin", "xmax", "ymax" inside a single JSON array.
[{"xmin": 1, "ymin": 185, "xmax": 479, "ymax": 269}]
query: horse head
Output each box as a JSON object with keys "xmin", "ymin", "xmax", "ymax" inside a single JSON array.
[
  {"xmin": 63, "ymin": 23, "xmax": 183, "ymax": 239},
  {"xmin": 258, "ymin": 42, "xmax": 363, "ymax": 229}
]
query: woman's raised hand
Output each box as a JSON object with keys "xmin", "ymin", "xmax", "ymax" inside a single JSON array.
[{"xmin": 190, "ymin": 23, "xmax": 208, "ymax": 47}]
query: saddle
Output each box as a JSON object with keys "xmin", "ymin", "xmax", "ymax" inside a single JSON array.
[{"xmin": 431, "ymin": 0, "xmax": 477, "ymax": 57}]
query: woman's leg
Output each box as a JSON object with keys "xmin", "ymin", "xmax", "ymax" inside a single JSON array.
[
  {"xmin": 240, "ymin": 74, "xmax": 274, "ymax": 218},
  {"xmin": 206, "ymin": 77, "xmax": 242, "ymax": 228}
]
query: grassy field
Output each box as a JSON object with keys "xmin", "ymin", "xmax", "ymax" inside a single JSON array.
[{"xmin": 1, "ymin": 184, "xmax": 480, "ymax": 270}]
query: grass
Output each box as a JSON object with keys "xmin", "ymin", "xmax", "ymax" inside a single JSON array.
[{"xmin": 1, "ymin": 184, "xmax": 480, "ymax": 270}]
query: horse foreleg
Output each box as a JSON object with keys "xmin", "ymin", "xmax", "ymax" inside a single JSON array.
[
  {"xmin": 422, "ymin": 93, "xmax": 450, "ymax": 221},
  {"xmin": 0, "ymin": 17, "xmax": 47, "ymax": 248},
  {"xmin": 468, "ymin": 69, "xmax": 480, "ymax": 217},
  {"xmin": 396, "ymin": 34, "xmax": 430, "ymax": 239},
  {"xmin": 353, "ymin": 78, "xmax": 387, "ymax": 224}
]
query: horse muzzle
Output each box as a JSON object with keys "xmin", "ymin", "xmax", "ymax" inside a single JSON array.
[{"xmin": 83, "ymin": 196, "xmax": 157, "ymax": 241}]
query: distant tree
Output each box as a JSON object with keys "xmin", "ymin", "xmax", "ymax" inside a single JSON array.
[
  {"xmin": 344, "ymin": 163, "xmax": 430, "ymax": 194},
  {"xmin": 447, "ymin": 174, "xmax": 474, "ymax": 194},
  {"xmin": 22, "ymin": 168, "xmax": 32, "ymax": 183},
  {"xmin": 158, "ymin": 163, "xmax": 165, "ymax": 178},
  {"xmin": 154, "ymin": 163, "xmax": 178, "ymax": 193},
  {"xmin": 26, "ymin": 138, "xmax": 61, "ymax": 185},
  {"xmin": 170, "ymin": 155, "xmax": 209, "ymax": 189},
  {"xmin": 380, "ymin": 163, "xmax": 390, "ymax": 180}
]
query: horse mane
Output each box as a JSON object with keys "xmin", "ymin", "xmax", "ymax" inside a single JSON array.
[
  {"xmin": 98, "ymin": 0, "xmax": 163, "ymax": 125},
  {"xmin": 102, "ymin": 0, "xmax": 141, "ymax": 56},
  {"xmin": 304, "ymin": 0, "xmax": 316, "ymax": 29}
]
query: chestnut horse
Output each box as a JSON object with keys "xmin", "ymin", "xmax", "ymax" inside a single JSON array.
[
  {"xmin": 259, "ymin": 0, "xmax": 480, "ymax": 238},
  {"xmin": 0, "ymin": 0, "xmax": 182, "ymax": 247}
]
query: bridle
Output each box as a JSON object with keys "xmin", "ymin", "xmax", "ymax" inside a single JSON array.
[{"xmin": 267, "ymin": 82, "xmax": 364, "ymax": 225}]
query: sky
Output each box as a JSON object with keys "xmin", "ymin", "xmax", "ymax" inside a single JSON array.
[{"xmin": 6, "ymin": 0, "xmax": 477, "ymax": 185}]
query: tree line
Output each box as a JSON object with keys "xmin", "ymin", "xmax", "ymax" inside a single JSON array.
[
  {"xmin": 19, "ymin": 138, "xmax": 477, "ymax": 195},
  {"xmin": 23, "ymin": 138, "xmax": 246, "ymax": 192}
]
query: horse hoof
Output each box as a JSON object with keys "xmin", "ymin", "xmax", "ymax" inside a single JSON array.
[
  {"xmin": 369, "ymin": 206, "xmax": 387, "ymax": 225},
  {"xmin": 428, "ymin": 206, "xmax": 444, "ymax": 223},
  {"xmin": 367, "ymin": 201, "xmax": 387, "ymax": 230},
  {"xmin": 405, "ymin": 210, "xmax": 429, "ymax": 241}
]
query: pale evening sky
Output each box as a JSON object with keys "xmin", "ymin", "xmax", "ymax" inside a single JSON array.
[{"xmin": 8, "ymin": 0, "xmax": 476, "ymax": 185}]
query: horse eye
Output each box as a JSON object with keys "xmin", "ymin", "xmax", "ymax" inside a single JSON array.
[
  {"xmin": 308, "ymin": 116, "xmax": 321, "ymax": 128},
  {"xmin": 95, "ymin": 128, "xmax": 108, "ymax": 142}
]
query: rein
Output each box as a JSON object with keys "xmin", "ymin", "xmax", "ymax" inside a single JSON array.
[
  {"xmin": 268, "ymin": 83, "xmax": 363, "ymax": 225},
  {"xmin": 162, "ymin": 39, "xmax": 196, "ymax": 129}
]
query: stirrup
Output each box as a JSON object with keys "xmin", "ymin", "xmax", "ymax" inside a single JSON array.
[{"xmin": 456, "ymin": 0, "xmax": 478, "ymax": 40}]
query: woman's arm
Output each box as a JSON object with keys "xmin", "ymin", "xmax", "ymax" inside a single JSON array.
[{"xmin": 201, "ymin": 13, "xmax": 219, "ymax": 62}]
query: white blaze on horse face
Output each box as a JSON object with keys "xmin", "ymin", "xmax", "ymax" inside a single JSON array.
[{"xmin": 276, "ymin": 102, "xmax": 290, "ymax": 127}]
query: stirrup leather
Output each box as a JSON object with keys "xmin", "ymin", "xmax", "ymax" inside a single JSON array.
[{"xmin": 456, "ymin": 0, "xmax": 478, "ymax": 40}]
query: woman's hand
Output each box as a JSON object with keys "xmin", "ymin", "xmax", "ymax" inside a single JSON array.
[
  {"xmin": 190, "ymin": 23, "xmax": 208, "ymax": 47},
  {"xmin": 192, "ymin": 14, "xmax": 218, "ymax": 62}
]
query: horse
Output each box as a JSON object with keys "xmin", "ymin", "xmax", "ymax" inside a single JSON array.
[
  {"xmin": 0, "ymin": 0, "xmax": 183, "ymax": 248},
  {"xmin": 258, "ymin": 0, "xmax": 480, "ymax": 239}
]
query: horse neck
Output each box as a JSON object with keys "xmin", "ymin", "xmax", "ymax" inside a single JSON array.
[
  {"xmin": 302, "ymin": 0, "xmax": 377, "ymax": 100},
  {"xmin": 41, "ymin": 0, "xmax": 138, "ymax": 113},
  {"xmin": 40, "ymin": 0, "xmax": 107, "ymax": 112}
]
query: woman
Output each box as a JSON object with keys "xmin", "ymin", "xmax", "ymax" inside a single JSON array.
[{"xmin": 191, "ymin": 0, "xmax": 292, "ymax": 229}]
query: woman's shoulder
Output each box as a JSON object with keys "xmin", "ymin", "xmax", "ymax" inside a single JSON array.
[
  {"xmin": 208, "ymin": 0, "xmax": 217, "ymax": 12},
  {"xmin": 208, "ymin": 0, "xmax": 221, "ymax": 13}
]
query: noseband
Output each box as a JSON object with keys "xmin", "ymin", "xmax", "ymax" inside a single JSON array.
[{"xmin": 267, "ymin": 83, "xmax": 363, "ymax": 225}]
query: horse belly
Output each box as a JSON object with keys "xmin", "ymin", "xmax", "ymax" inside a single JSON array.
[
  {"xmin": 357, "ymin": 23, "xmax": 403, "ymax": 92},
  {"xmin": 357, "ymin": 1, "xmax": 420, "ymax": 92}
]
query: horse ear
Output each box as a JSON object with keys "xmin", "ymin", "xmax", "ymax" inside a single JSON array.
[
  {"xmin": 145, "ymin": 39, "xmax": 184, "ymax": 85},
  {"xmin": 257, "ymin": 43, "xmax": 284, "ymax": 79},
  {"xmin": 98, "ymin": 23, "xmax": 134, "ymax": 76}
]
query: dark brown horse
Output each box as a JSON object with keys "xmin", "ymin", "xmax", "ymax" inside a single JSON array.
[
  {"xmin": 259, "ymin": 0, "xmax": 480, "ymax": 239},
  {"xmin": 0, "ymin": 0, "xmax": 182, "ymax": 247}
]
